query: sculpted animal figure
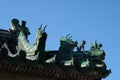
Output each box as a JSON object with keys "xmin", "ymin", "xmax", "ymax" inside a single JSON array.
[
  {"xmin": 45, "ymin": 34, "xmax": 78, "ymax": 71},
  {"xmin": 10, "ymin": 19, "xmax": 47, "ymax": 61}
]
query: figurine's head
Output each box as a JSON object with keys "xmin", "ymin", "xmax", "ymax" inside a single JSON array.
[
  {"xmin": 60, "ymin": 34, "xmax": 77, "ymax": 49},
  {"xmin": 11, "ymin": 18, "xmax": 19, "ymax": 24},
  {"xmin": 11, "ymin": 18, "xmax": 20, "ymax": 30}
]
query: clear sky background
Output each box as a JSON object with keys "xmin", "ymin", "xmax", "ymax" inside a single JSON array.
[{"xmin": 0, "ymin": 0, "xmax": 120, "ymax": 80}]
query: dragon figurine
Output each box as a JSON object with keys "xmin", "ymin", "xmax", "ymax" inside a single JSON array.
[
  {"xmin": 0, "ymin": 18, "xmax": 111, "ymax": 76},
  {"xmin": 0, "ymin": 19, "xmax": 47, "ymax": 65},
  {"xmin": 46, "ymin": 35, "xmax": 107, "ymax": 73}
]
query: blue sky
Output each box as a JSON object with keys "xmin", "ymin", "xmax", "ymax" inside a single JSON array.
[{"xmin": 0, "ymin": 0, "xmax": 120, "ymax": 80}]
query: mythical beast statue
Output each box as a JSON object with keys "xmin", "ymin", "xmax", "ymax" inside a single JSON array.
[
  {"xmin": 46, "ymin": 35, "xmax": 108, "ymax": 73},
  {"xmin": 0, "ymin": 19, "xmax": 47, "ymax": 65},
  {"xmin": 0, "ymin": 18, "xmax": 111, "ymax": 76}
]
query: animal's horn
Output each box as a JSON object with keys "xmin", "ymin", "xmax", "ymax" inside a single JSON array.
[
  {"xmin": 66, "ymin": 34, "xmax": 71, "ymax": 39},
  {"xmin": 43, "ymin": 25, "xmax": 47, "ymax": 32},
  {"xmin": 40, "ymin": 24, "xmax": 43, "ymax": 29},
  {"xmin": 68, "ymin": 35, "xmax": 72, "ymax": 39}
]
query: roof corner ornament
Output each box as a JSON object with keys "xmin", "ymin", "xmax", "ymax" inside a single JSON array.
[{"xmin": 0, "ymin": 18, "xmax": 111, "ymax": 79}]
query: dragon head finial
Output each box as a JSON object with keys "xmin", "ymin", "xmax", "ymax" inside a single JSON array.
[{"xmin": 60, "ymin": 34, "xmax": 77, "ymax": 49}]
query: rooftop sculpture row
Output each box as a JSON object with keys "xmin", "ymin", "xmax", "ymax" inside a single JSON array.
[{"xmin": 0, "ymin": 19, "xmax": 111, "ymax": 76}]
